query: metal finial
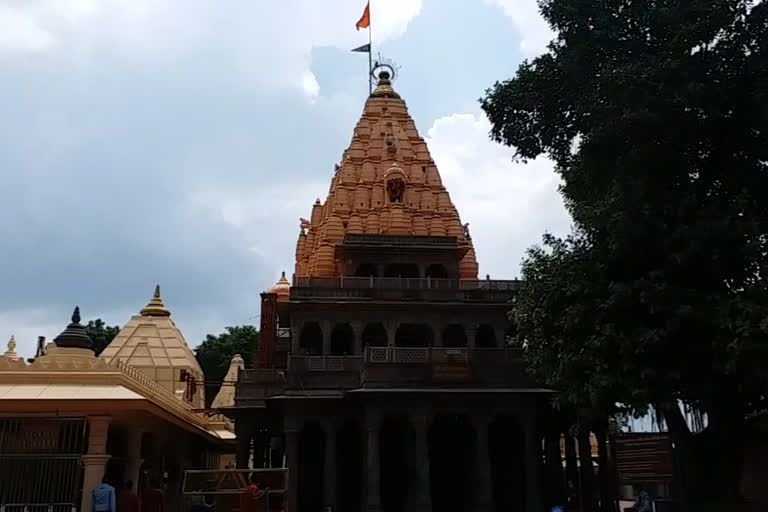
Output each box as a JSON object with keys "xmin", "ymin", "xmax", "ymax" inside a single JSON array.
[
  {"xmin": 7, "ymin": 335, "xmax": 16, "ymax": 352},
  {"xmin": 154, "ymin": 284, "xmax": 161, "ymax": 298},
  {"xmin": 72, "ymin": 306, "xmax": 81, "ymax": 325}
]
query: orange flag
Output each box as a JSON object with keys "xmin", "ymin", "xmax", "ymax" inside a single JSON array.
[{"xmin": 356, "ymin": 1, "xmax": 370, "ymax": 31}]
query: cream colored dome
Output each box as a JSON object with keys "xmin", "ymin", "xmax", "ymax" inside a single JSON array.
[{"xmin": 268, "ymin": 271, "xmax": 291, "ymax": 303}]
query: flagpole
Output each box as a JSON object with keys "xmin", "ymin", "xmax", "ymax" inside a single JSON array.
[{"xmin": 368, "ymin": 2, "xmax": 373, "ymax": 95}]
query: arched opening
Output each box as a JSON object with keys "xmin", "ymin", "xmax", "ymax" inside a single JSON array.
[
  {"xmin": 476, "ymin": 324, "xmax": 497, "ymax": 348},
  {"xmin": 331, "ymin": 323, "xmax": 355, "ymax": 355},
  {"xmin": 362, "ymin": 322, "xmax": 388, "ymax": 348},
  {"xmin": 298, "ymin": 421, "xmax": 325, "ymax": 512},
  {"xmin": 442, "ymin": 324, "xmax": 468, "ymax": 347},
  {"xmin": 380, "ymin": 417, "xmax": 412, "ymax": 512},
  {"xmin": 425, "ymin": 264, "xmax": 448, "ymax": 279},
  {"xmin": 429, "ymin": 414, "xmax": 475, "ymax": 512},
  {"xmin": 395, "ymin": 324, "xmax": 434, "ymax": 347},
  {"xmin": 336, "ymin": 420, "xmax": 364, "ymax": 512},
  {"xmin": 355, "ymin": 263, "xmax": 378, "ymax": 277},
  {"xmin": 299, "ymin": 322, "xmax": 323, "ymax": 355},
  {"xmin": 383, "ymin": 263, "xmax": 419, "ymax": 278},
  {"xmin": 489, "ymin": 415, "xmax": 525, "ymax": 512}
]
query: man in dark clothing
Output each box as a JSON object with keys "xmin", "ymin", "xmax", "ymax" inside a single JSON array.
[{"xmin": 118, "ymin": 481, "xmax": 139, "ymax": 512}]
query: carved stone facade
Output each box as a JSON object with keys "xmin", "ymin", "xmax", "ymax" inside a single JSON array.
[{"xmin": 230, "ymin": 74, "xmax": 550, "ymax": 512}]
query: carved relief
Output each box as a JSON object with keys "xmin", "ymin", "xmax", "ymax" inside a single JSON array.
[{"xmin": 387, "ymin": 177, "xmax": 405, "ymax": 203}]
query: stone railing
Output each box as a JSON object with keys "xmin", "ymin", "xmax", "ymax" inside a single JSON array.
[
  {"xmin": 110, "ymin": 359, "xmax": 216, "ymax": 434},
  {"xmin": 291, "ymin": 277, "xmax": 520, "ymax": 302},
  {"xmin": 364, "ymin": 346, "xmax": 522, "ymax": 364},
  {"xmin": 288, "ymin": 355, "xmax": 363, "ymax": 372}
]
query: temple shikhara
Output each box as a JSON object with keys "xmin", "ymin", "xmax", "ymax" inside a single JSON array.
[{"xmin": 228, "ymin": 71, "xmax": 550, "ymax": 512}]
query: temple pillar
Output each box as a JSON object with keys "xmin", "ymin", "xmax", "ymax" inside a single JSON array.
[
  {"xmin": 384, "ymin": 320, "xmax": 396, "ymax": 348},
  {"xmin": 322, "ymin": 320, "xmax": 332, "ymax": 355},
  {"xmin": 285, "ymin": 424, "xmax": 300, "ymax": 512},
  {"xmin": 523, "ymin": 412, "xmax": 542, "ymax": 512},
  {"xmin": 495, "ymin": 325, "xmax": 506, "ymax": 347},
  {"xmin": 351, "ymin": 321, "xmax": 364, "ymax": 355},
  {"xmin": 412, "ymin": 412, "xmax": 432, "ymax": 511},
  {"xmin": 323, "ymin": 420, "xmax": 337, "ymax": 509},
  {"xmin": 80, "ymin": 416, "xmax": 112, "ymax": 512},
  {"xmin": 472, "ymin": 414, "xmax": 493, "ymax": 512},
  {"xmin": 235, "ymin": 418, "xmax": 252, "ymax": 468},
  {"xmin": 290, "ymin": 319, "xmax": 301, "ymax": 353},
  {"xmin": 365, "ymin": 409, "xmax": 381, "ymax": 512},
  {"xmin": 466, "ymin": 324, "xmax": 478, "ymax": 348},
  {"xmin": 124, "ymin": 428, "xmax": 143, "ymax": 489}
]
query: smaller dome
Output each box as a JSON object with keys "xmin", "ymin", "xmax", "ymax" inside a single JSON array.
[
  {"xmin": 53, "ymin": 307, "xmax": 92, "ymax": 349},
  {"xmin": 268, "ymin": 271, "xmax": 291, "ymax": 302}
]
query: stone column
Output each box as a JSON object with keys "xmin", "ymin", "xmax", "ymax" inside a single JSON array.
[
  {"xmin": 285, "ymin": 426, "xmax": 300, "ymax": 512},
  {"xmin": 433, "ymin": 322, "xmax": 444, "ymax": 347},
  {"xmin": 466, "ymin": 324, "xmax": 478, "ymax": 348},
  {"xmin": 235, "ymin": 418, "xmax": 252, "ymax": 469},
  {"xmin": 322, "ymin": 320, "xmax": 332, "ymax": 355},
  {"xmin": 351, "ymin": 321, "xmax": 364, "ymax": 355},
  {"xmin": 472, "ymin": 414, "xmax": 493, "ymax": 512},
  {"xmin": 494, "ymin": 326, "xmax": 505, "ymax": 348},
  {"xmin": 384, "ymin": 320, "xmax": 396, "ymax": 348},
  {"xmin": 523, "ymin": 412, "xmax": 542, "ymax": 512},
  {"xmin": 323, "ymin": 420, "xmax": 337, "ymax": 509},
  {"xmin": 80, "ymin": 416, "xmax": 112, "ymax": 512},
  {"xmin": 365, "ymin": 409, "xmax": 381, "ymax": 512},
  {"xmin": 290, "ymin": 319, "xmax": 301, "ymax": 353},
  {"xmin": 124, "ymin": 428, "xmax": 143, "ymax": 489},
  {"xmin": 412, "ymin": 412, "xmax": 432, "ymax": 512}
]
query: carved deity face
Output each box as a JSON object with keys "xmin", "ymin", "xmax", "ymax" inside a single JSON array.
[{"xmin": 387, "ymin": 177, "xmax": 405, "ymax": 203}]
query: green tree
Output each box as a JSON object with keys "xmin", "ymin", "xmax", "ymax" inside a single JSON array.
[
  {"xmin": 481, "ymin": 0, "xmax": 768, "ymax": 502},
  {"xmin": 195, "ymin": 325, "xmax": 259, "ymax": 407},
  {"xmin": 85, "ymin": 319, "xmax": 120, "ymax": 356}
]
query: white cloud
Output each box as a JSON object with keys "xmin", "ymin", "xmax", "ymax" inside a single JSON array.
[
  {"xmin": 425, "ymin": 112, "xmax": 571, "ymax": 278},
  {"xmin": 302, "ymin": 70, "xmax": 320, "ymax": 101},
  {"xmin": 488, "ymin": 0, "xmax": 555, "ymax": 58},
  {"xmin": 0, "ymin": 1, "xmax": 422, "ymax": 95}
]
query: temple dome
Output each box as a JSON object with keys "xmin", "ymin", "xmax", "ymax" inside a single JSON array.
[
  {"xmin": 100, "ymin": 285, "xmax": 205, "ymax": 409},
  {"xmin": 294, "ymin": 73, "xmax": 479, "ymax": 278},
  {"xmin": 268, "ymin": 271, "xmax": 291, "ymax": 302}
]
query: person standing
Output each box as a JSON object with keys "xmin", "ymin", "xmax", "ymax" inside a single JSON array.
[
  {"xmin": 141, "ymin": 479, "xmax": 165, "ymax": 512},
  {"xmin": 240, "ymin": 475, "xmax": 265, "ymax": 512},
  {"xmin": 118, "ymin": 481, "xmax": 139, "ymax": 512},
  {"xmin": 92, "ymin": 477, "xmax": 117, "ymax": 512}
]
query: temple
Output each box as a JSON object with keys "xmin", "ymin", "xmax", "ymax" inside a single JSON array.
[
  {"xmin": 229, "ymin": 71, "xmax": 551, "ymax": 512},
  {"xmin": 0, "ymin": 288, "xmax": 236, "ymax": 512}
]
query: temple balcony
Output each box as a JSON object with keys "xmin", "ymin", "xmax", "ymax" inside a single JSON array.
[
  {"xmin": 290, "ymin": 276, "xmax": 520, "ymax": 303},
  {"xmin": 235, "ymin": 347, "xmax": 534, "ymax": 404}
]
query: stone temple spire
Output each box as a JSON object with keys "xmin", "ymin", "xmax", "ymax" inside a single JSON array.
[
  {"xmin": 293, "ymin": 68, "xmax": 479, "ymax": 278},
  {"xmin": 140, "ymin": 284, "xmax": 171, "ymax": 317},
  {"xmin": 53, "ymin": 306, "xmax": 93, "ymax": 349},
  {"xmin": 3, "ymin": 335, "xmax": 19, "ymax": 360}
]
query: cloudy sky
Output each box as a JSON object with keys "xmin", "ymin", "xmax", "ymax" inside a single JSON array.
[{"xmin": 0, "ymin": 0, "xmax": 571, "ymax": 358}]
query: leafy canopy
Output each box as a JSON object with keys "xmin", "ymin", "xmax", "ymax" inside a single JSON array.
[
  {"xmin": 195, "ymin": 325, "xmax": 258, "ymax": 407},
  {"xmin": 85, "ymin": 319, "xmax": 120, "ymax": 356},
  {"xmin": 481, "ymin": 0, "xmax": 768, "ymax": 420}
]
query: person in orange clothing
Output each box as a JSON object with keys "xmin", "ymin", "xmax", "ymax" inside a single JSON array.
[{"xmin": 240, "ymin": 475, "xmax": 266, "ymax": 512}]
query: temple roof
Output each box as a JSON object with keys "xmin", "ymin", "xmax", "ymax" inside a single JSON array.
[
  {"xmin": 99, "ymin": 285, "xmax": 205, "ymax": 409},
  {"xmin": 267, "ymin": 271, "xmax": 291, "ymax": 302},
  {"xmin": 294, "ymin": 71, "xmax": 479, "ymax": 278}
]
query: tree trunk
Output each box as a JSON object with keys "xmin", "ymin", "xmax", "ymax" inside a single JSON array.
[{"xmin": 578, "ymin": 427, "xmax": 597, "ymax": 512}]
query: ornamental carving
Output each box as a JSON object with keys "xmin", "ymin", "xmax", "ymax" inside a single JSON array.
[{"xmin": 387, "ymin": 177, "xmax": 405, "ymax": 203}]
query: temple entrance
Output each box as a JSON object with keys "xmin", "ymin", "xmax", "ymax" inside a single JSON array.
[
  {"xmin": 489, "ymin": 414, "xmax": 525, "ymax": 512},
  {"xmin": 298, "ymin": 422, "xmax": 325, "ymax": 512},
  {"xmin": 299, "ymin": 322, "xmax": 323, "ymax": 355},
  {"xmin": 331, "ymin": 323, "xmax": 355, "ymax": 355},
  {"xmin": 362, "ymin": 323, "xmax": 388, "ymax": 348},
  {"xmin": 476, "ymin": 324, "xmax": 497, "ymax": 348},
  {"xmin": 336, "ymin": 421, "xmax": 363, "ymax": 512},
  {"xmin": 442, "ymin": 324, "xmax": 468, "ymax": 347},
  {"xmin": 380, "ymin": 417, "xmax": 412, "ymax": 512},
  {"xmin": 395, "ymin": 324, "xmax": 434, "ymax": 347},
  {"xmin": 383, "ymin": 263, "xmax": 419, "ymax": 278},
  {"xmin": 428, "ymin": 413, "xmax": 475, "ymax": 512}
]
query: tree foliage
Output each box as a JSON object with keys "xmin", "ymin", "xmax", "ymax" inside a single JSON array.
[
  {"xmin": 195, "ymin": 325, "xmax": 258, "ymax": 407},
  {"xmin": 481, "ymin": 0, "xmax": 768, "ymax": 501},
  {"xmin": 85, "ymin": 319, "xmax": 120, "ymax": 356}
]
